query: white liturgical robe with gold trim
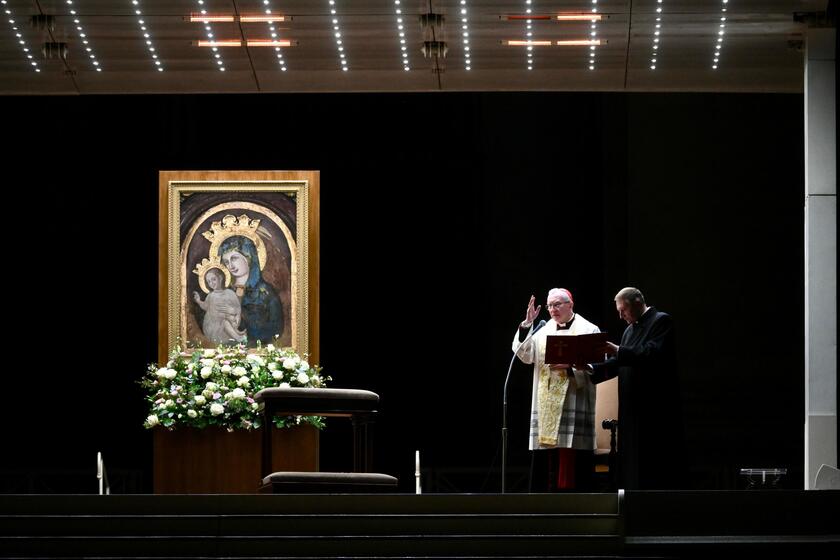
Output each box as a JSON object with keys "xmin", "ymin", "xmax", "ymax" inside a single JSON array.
[{"xmin": 512, "ymin": 314, "xmax": 601, "ymax": 451}]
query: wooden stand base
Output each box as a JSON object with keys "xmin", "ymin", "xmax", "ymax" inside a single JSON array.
[{"xmin": 153, "ymin": 425, "xmax": 318, "ymax": 494}]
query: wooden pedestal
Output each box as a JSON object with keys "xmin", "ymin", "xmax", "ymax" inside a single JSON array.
[{"xmin": 153, "ymin": 425, "xmax": 318, "ymax": 494}]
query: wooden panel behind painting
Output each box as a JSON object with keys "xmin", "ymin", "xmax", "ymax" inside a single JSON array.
[
  {"xmin": 158, "ymin": 170, "xmax": 320, "ymax": 363},
  {"xmin": 153, "ymin": 426, "xmax": 318, "ymax": 494},
  {"xmin": 156, "ymin": 171, "xmax": 321, "ymax": 493}
]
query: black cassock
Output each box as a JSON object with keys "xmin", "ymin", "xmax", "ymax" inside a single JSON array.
[{"xmin": 593, "ymin": 307, "xmax": 684, "ymax": 490}]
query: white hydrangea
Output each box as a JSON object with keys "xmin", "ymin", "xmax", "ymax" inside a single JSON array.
[
  {"xmin": 279, "ymin": 382, "xmax": 291, "ymax": 388},
  {"xmin": 210, "ymin": 403, "xmax": 225, "ymax": 416},
  {"xmin": 233, "ymin": 366, "xmax": 248, "ymax": 377},
  {"xmin": 232, "ymin": 388, "xmax": 246, "ymax": 399},
  {"xmin": 300, "ymin": 360, "xmax": 310, "ymax": 370},
  {"xmin": 237, "ymin": 375, "xmax": 250, "ymax": 387},
  {"xmin": 271, "ymin": 370, "xmax": 283, "ymax": 380},
  {"xmin": 200, "ymin": 358, "xmax": 216, "ymax": 368},
  {"xmin": 221, "ymin": 364, "xmax": 232, "ymax": 374},
  {"xmin": 205, "ymin": 382, "xmax": 218, "ymax": 391},
  {"xmin": 200, "ymin": 366, "xmax": 213, "ymax": 379},
  {"xmin": 194, "ymin": 395, "xmax": 206, "ymax": 405},
  {"xmin": 267, "ymin": 362, "xmax": 278, "ymax": 371},
  {"xmin": 203, "ymin": 349, "xmax": 216, "ymax": 358}
]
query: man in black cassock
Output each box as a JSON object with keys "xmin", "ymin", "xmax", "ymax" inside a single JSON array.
[{"xmin": 590, "ymin": 287, "xmax": 684, "ymax": 490}]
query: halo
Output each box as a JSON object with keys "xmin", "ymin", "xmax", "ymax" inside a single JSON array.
[
  {"xmin": 193, "ymin": 257, "xmax": 233, "ymax": 294},
  {"xmin": 201, "ymin": 214, "xmax": 267, "ymax": 271}
]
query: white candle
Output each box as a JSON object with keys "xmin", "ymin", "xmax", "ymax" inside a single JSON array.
[{"xmin": 415, "ymin": 450, "xmax": 421, "ymax": 494}]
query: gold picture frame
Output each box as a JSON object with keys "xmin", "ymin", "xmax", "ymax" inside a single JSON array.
[{"xmin": 158, "ymin": 171, "xmax": 320, "ymax": 363}]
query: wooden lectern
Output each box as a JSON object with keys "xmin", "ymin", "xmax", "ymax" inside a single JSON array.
[{"xmin": 254, "ymin": 387, "xmax": 398, "ymax": 493}]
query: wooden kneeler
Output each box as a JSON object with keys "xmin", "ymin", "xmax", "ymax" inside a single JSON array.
[{"xmin": 254, "ymin": 387, "xmax": 398, "ymax": 493}]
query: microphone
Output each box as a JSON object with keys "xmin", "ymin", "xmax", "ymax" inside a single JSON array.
[{"xmin": 501, "ymin": 319, "xmax": 545, "ymax": 493}]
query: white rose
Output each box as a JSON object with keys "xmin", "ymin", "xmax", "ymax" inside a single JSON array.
[
  {"xmin": 210, "ymin": 403, "xmax": 225, "ymax": 416},
  {"xmin": 252, "ymin": 402, "xmax": 260, "ymax": 410},
  {"xmin": 200, "ymin": 358, "xmax": 215, "ymax": 368},
  {"xmin": 233, "ymin": 366, "xmax": 248, "ymax": 377},
  {"xmin": 247, "ymin": 354, "xmax": 265, "ymax": 366},
  {"xmin": 300, "ymin": 360, "xmax": 310, "ymax": 370},
  {"xmin": 279, "ymin": 382, "xmax": 290, "ymax": 388},
  {"xmin": 155, "ymin": 367, "xmax": 168, "ymax": 378},
  {"xmin": 200, "ymin": 366, "xmax": 212, "ymax": 378},
  {"xmin": 203, "ymin": 349, "xmax": 216, "ymax": 358},
  {"xmin": 282, "ymin": 358, "xmax": 296, "ymax": 370},
  {"xmin": 221, "ymin": 364, "xmax": 232, "ymax": 374},
  {"xmin": 237, "ymin": 376, "xmax": 250, "ymax": 387},
  {"xmin": 296, "ymin": 372, "xmax": 310, "ymax": 384},
  {"xmin": 271, "ymin": 371, "xmax": 283, "ymax": 380},
  {"xmin": 146, "ymin": 414, "xmax": 159, "ymax": 427},
  {"xmin": 164, "ymin": 399, "xmax": 175, "ymax": 408},
  {"xmin": 205, "ymin": 382, "xmax": 218, "ymax": 391},
  {"xmin": 267, "ymin": 362, "xmax": 278, "ymax": 371},
  {"xmin": 164, "ymin": 369, "xmax": 177, "ymax": 380},
  {"xmin": 194, "ymin": 395, "xmax": 206, "ymax": 405},
  {"xmin": 232, "ymin": 388, "xmax": 246, "ymax": 399},
  {"xmin": 187, "ymin": 409, "xmax": 197, "ymax": 418}
]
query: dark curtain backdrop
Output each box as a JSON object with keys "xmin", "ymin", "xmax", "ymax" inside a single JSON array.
[{"xmin": 1, "ymin": 92, "xmax": 804, "ymax": 492}]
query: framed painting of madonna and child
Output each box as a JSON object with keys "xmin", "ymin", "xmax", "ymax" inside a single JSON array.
[{"xmin": 158, "ymin": 171, "xmax": 320, "ymax": 363}]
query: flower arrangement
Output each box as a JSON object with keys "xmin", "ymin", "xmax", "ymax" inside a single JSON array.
[{"xmin": 140, "ymin": 341, "xmax": 330, "ymax": 431}]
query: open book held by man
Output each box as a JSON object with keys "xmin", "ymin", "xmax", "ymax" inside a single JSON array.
[{"xmin": 544, "ymin": 332, "xmax": 609, "ymax": 366}]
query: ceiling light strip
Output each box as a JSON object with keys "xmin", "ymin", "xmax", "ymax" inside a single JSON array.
[
  {"xmin": 247, "ymin": 39, "xmax": 292, "ymax": 47},
  {"xmin": 66, "ymin": 1, "xmax": 102, "ymax": 71},
  {"xmin": 557, "ymin": 39, "xmax": 601, "ymax": 46},
  {"xmin": 650, "ymin": 0, "xmax": 662, "ymax": 70},
  {"xmin": 507, "ymin": 40, "xmax": 551, "ymax": 46},
  {"xmin": 713, "ymin": 0, "xmax": 729, "ymax": 69},
  {"xmin": 190, "ymin": 14, "xmax": 234, "ymax": 23},
  {"xmin": 130, "ymin": 1, "xmax": 163, "ymax": 72},
  {"xmin": 557, "ymin": 14, "xmax": 601, "ymax": 21},
  {"xmin": 393, "ymin": 1, "xmax": 409, "ymax": 71},
  {"xmin": 328, "ymin": 0, "xmax": 349, "ymax": 71},
  {"xmin": 194, "ymin": 0, "xmax": 226, "ymax": 71},
  {"xmin": 260, "ymin": 1, "xmax": 288, "ymax": 72},
  {"xmin": 524, "ymin": 0, "xmax": 534, "ymax": 70},
  {"xmin": 197, "ymin": 40, "xmax": 241, "ymax": 47},
  {"xmin": 588, "ymin": 0, "xmax": 599, "ymax": 71},
  {"xmin": 1, "ymin": 0, "xmax": 39, "ymax": 72},
  {"xmin": 459, "ymin": 1, "xmax": 472, "ymax": 71},
  {"xmin": 241, "ymin": 14, "xmax": 287, "ymax": 23}
]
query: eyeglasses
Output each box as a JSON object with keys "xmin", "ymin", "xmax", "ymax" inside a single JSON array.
[{"xmin": 546, "ymin": 301, "xmax": 570, "ymax": 309}]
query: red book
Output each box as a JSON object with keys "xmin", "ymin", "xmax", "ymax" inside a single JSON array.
[{"xmin": 544, "ymin": 332, "xmax": 609, "ymax": 365}]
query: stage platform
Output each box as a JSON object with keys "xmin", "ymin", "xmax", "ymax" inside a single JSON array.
[{"xmin": 1, "ymin": 490, "xmax": 837, "ymax": 558}]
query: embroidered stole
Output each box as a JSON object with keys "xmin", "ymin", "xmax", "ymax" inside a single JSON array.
[{"xmin": 536, "ymin": 335, "xmax": 569, "ymax": 447}]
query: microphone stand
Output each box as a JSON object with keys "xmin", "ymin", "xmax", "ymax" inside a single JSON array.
[{"xmin": 502, "ymin": 321, "xmax": 542, "ymax": 493}]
